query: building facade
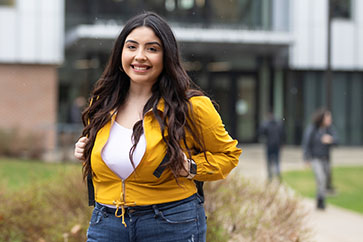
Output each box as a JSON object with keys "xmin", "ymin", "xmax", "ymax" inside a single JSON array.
[
  {"xmin": 62, "ymin": 0, "xmax": 291, "ymax": 144},
  {"xmin": 1, "ymin": 0, "xmax": 358, "ymax": 153},
  {"xmin": 287, "ymin": 0, "xmax": 363, "ymax": 145},
  {"xmin": 0, "ymin": 0, "xmax": 64, "ymax": 153},
  {"xmin": 61, "ymin": 0, "xmax": 363, "ymax": 146}
]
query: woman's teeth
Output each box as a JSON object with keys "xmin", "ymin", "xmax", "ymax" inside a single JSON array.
[{"xmin": 133, "ymin": 66, "xmax": 149, "ymax": 70}]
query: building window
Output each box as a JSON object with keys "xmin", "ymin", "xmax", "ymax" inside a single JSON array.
[
  {"xmin": 330, "ymin": 0, "xmax": 351, "ymax": 19},
  {"xmin": 0, "ymin": 0, "xmax": 15, "ymax": 6}
]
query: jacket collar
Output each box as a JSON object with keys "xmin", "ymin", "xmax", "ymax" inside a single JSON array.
[{"xmin": 155, "ymin": 98, "xmax": 165, "ymax": 113}]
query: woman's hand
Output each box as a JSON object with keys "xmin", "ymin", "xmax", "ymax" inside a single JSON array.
[
  {"xmin": 74, "ymin": 136, "xmax": 88, "ymax": 161},
  {"xmin": 178, "ymin": 153, "xmax": 189, "ymax": 177},
  {"xmin": 321, "ymin": 134, "xmax": 333, "ymax": 144}
]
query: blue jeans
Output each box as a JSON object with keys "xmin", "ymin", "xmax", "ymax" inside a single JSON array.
[
  {"xmin": 311, "ymin": 158, "xmax": 329, "ymax": 199},
  {"xmin": 87, "ymin": 194, "xmax": 207, "ymax": 242},
  {"xmin": 266, "ymin": 146, "xmax": 281, "ymax": 180}
]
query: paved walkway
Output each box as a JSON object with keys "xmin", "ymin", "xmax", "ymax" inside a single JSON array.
[{"xmin": 235, "ymin": 144, "xmax": 363, "ymax": 242}]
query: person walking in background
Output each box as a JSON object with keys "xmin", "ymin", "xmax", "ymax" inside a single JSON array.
[
  {"xmin": 69, "ymin": 96, "xmax": 87, "ymax": 124},
  {"xmin": 259, "ymin": 111, "xmax": 285, "ymax": 181},
  {"xmin": 74, "ymin": 12, "xmax": 241, "ymax": 242},
  {"xmin": 302, "ymin": 108, "xmax": 338, "ymax": 210}
]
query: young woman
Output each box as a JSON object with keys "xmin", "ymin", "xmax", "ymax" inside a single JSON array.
[
  {"xmin": 302, "ymin": 108, "xmax": 338, "ymax": 210},
  {"xmin": 74, "ymin": 12, "xmax": 241, "ymax": 241}
]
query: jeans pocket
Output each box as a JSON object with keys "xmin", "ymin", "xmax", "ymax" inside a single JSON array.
[
  {"xmin": 89, "ymin": 208, "xmax": 104, "ymax": 225},
  {"xmin": 196, "ymin": 193, "xmax": 204, "ymax": 206},
  {"xmin": 156, "ymin": 201, "xmax": 198, "ymax": 224}
]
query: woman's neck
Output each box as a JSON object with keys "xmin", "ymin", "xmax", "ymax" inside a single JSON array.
[
  {"xmin": 128, "ymin": 82, "xmax": 153, "ymax": 103},
  {"xmin": 117, "ymin": 84, "xmax": 152, "ymax": 120},
  {"xmin": 115, "ymin": 86, "xmax": 152, "ymax": 128}
]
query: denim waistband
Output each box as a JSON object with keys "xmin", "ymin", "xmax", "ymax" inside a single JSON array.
[{"xmin": 95, "ymin": 193, "xmax": 198, "ymax": 215}]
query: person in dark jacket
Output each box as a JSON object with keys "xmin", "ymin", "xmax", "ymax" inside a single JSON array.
[
  {"xmin": 259, "ymin": 112, "xmax": 285, "ymax": 181},
  {"xmin": 302, "ymin": 108, "xmax": 338, "ymax": 210}
]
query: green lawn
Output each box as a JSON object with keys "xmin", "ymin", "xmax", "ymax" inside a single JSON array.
[
  {"xmin": 283, "ymin": 166, "xmax": 363, "ymax": 214},
  {"xmin": 0, "ymin": 158, "xmax": 80, "ymax": 191}
]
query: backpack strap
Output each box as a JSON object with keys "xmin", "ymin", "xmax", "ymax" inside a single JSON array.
[
  {"xmin": 194, "ymin": 180, "xmax": 204, "ymax": 202},
  {"xmin": 153, "ymin": 153, "xmax": 204, "ymax": 201},
  {"xmin": 87, "ymin": 173, "xmax": 95, "ymax": 206},
  {"xmin": 86, "ymin": 97, "xmax": 96, "ymax": 206},
  {"xmin": 153, "ymin": 153, "xmax": 170, "ymax": 178}
]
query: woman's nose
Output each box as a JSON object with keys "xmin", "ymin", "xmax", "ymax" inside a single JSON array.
[{"xmin": 135, "ymin": 49, "xmax": 147, "ymax": 61}]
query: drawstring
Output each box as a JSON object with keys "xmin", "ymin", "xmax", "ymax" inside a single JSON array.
[
  {"xmin": 113, "ymin": 200, "xmax": 127, "ymax": 227},
  {"xmin": 113, "ymin": 181, "xmax": 127, "ymax": 227}
]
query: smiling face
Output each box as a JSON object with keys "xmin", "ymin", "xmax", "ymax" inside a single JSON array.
[{"xmin": 121, "ymin": 26, "xmax": 164, "ymax": 88}]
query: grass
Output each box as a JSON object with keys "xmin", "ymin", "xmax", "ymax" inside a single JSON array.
[
  {"xmin": 283, "ymin": 166, "xmax": 363, "ymax": 214},
  {"xmin": 0, "ymin": 158, "xmax": 80, "ymax": 191}
]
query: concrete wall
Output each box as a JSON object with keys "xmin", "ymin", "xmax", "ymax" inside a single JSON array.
[
  {"xmin": 290, "ymin": 0, "xmax": 363, "ymax": 70},
  {"xmin": 290, "ymin": 0, "xmax": 328, "ymax": 69},
  {"xmin": 331, "ymin": 0, "xmax": 363, "ymax": 70},
  {"xmin": 0, "ymin": 0, "xmax": 64, "ymax": 64}
]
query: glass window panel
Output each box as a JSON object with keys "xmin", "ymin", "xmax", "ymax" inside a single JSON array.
[
  {"xmin": 331, "ymin": 0, "xmax": 351, "ymax": 19},
  {"xmin": 208, "ymin": 0, "xmax": 273, "ymax": 30},
  {"xmin": 66, "ymin": 0, "xmax": 278, "ymax": 30},
  {"xmin": 237, "ymin": 76, "xmax": 256, "ymax": 141},
  {"xmin": 212, "ymin": 75, "xmax": 232, "ymax": 133},
  {"xmin": 331, "ymin": 73, "xmax": 348, "ymax": 144},
  {"xmin": 303, "ymin": 72, "xmax": 324, "ymax": 126},
  {"xmin": 349, "ymin": 74, "xmax": 363, "ymax": 145}
]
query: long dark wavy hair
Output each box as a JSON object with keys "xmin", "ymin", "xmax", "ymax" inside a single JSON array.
[
  {"xmin": 312, "ymin": 108, "xmax": 331, "ymax": 128},
  {"xmin": 81, "ymin": 12, "xmax": 207, "ymax": 181}
]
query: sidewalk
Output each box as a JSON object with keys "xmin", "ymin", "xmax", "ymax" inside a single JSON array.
[{"xmin": 235, "ymin": 144, "xmax": 363, "ymax": 242}]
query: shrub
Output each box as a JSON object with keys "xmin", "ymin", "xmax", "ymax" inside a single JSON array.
[
  {"xmin": 0, "ymin": 128, "xmax": 45, "ymax": 159},
  {"xmin": 204, "ymin": 174, "xmax": 312, "ymax": 242},
  {"xmin": 0, "ymin": 170, "xmax": 90, "ymax": 242}
]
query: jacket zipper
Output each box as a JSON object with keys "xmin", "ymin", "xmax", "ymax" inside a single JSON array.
[{"xmin": 122, "ymin": 179, "xmax": 126, "ymax": 203}]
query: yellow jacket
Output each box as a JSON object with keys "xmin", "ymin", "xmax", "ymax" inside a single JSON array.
[{"xmin": 90, "ymin": 96, "xmax": 242, "ymax": 208}]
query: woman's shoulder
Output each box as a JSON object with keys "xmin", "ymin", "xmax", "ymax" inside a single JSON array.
[
  {"xmin": 189, "ymin": 95, "xmax": 215, "ymax": 111},
  {"xmin": 188, "ymin": 95, "xmax": 221, "ymax": 128}
]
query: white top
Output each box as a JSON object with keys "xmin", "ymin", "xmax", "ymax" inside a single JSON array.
[{"xmin": 101, "ymin": 121, "xmax": 146, "ymax": 180}]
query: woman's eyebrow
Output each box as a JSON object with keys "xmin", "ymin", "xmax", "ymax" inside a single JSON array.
[
  {"xmin": 145, "ymin": 41, "xmax": 162, "ymax": 47},
  {"xmin": 125, "ymin": 39, "xmax": 161, "ymax": 47},
  {"xmin": 125, "ymin": 40, "xmax": 138, "ymax": 44}
]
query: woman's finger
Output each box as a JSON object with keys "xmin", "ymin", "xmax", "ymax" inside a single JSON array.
[
  {"xmin": 79, "ymin": 136, "xmax": 89, "ymax": 143},
  {"xmin": 76, "ymin": 141, "xmax": 87, "ymax": 148},
  {"xmin": 74, "ymin": 150, "xmax": 85, "ymax": 160}
]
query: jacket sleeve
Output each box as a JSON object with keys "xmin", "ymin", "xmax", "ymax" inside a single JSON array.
[
  {"xmin": 189, "ymin": 96, "xmax": 242, "ymax": 181},
  {"xmin": 328, "ymin": 125, "xmax": 339, "ymax": 145}
]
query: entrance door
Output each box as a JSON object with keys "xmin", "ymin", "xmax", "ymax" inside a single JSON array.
[{"xmin": 209, "ymin": 72, "xmax": 258, "ymax": 143}]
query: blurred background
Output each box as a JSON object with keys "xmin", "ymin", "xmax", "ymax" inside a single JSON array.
[{"xmin": 0, "ymin": 0, "xmax": 362, "ymax": 157}]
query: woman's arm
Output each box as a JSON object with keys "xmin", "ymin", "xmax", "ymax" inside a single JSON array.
[{"xmin": 189, "ymin": 96, "xmax": 242, "ymax": 181}]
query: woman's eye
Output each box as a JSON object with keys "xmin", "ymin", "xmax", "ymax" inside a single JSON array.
[
  {"xmin": 148, "ymin": 47, "xmax": 158, "ymax": 52},
  {"xmin": 127, "ymin": 45, "xmax": 136, "ymax": 50}
]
